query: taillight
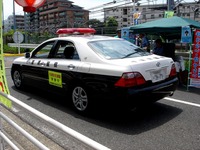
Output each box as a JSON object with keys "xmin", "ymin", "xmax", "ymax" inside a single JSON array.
[
  {"xmin": 169, "ymin": 64, "xmax": 177, "ymax": 77},
  {"xmin": 115, "ymin": 72, "xmax": 146, "ymax": 87}
]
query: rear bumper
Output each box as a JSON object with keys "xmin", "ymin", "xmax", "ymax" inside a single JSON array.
[
  {"xmin": 100, "ymin": 77, "xmax": 179, "ymax": 107},
  {"xmin": 122, "ymin": 77, "xmax": 179, "ymax": 105},
  {"xmin": 128, "ymin": 77, "xmax": 178, "ymax": 96},
  {"xmin": 89, "ymin": 77, "xmax": 178, "ymax": 110}
]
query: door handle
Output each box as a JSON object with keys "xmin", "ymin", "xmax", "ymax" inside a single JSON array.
[
  {"xmin": 68, "ymin": 64, "xmax": 75, "ymax": 70},
  {"xmin": 40, "ymin": 62, "xmax": 45, "ymax": 66}
]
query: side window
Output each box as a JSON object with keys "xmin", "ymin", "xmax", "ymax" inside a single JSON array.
[
  {"xmin": 32, "ymin": 41, "xmax": 55, "ymax": 58},
  {"xmin": 55, "ymin": 41, "xmax": 80, "ymax": 60},
  {"xmin": 55, "ymin": 43, "xmax": 66, "ymax": 58}
]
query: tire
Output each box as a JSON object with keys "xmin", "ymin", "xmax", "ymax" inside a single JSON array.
[
  {"xmin": 12, "ymin": 69, "xmax": 24, "ymax": 89},
  {"xmin": 71, "ymin": 85, "xmax": 90, "ymax": 113}
]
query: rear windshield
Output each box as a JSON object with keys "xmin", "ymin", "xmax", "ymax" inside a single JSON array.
[{"xmin": 88, "ymin": 39, "xmax": 150, "ymax": 59}]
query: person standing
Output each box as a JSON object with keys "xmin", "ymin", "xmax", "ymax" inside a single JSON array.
[
  {"xmin": 115, "ymin": 29, "xmax": 121, "ymax": 38},
  {"xmin": 152, "ymin": 39, "xmax": 165, "ymax": 56},
  {"xmin": 139, "ymin": 33, "xmax": 150, "ymax": 52}
]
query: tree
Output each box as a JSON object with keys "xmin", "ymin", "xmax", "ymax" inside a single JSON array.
[
  {"xmin": 104, "ymin": 17, "xmax": 118, "ymax": 35},
  {"xmin": 105, "ymin": 17, "xmax": 118, "ymax": 27},
  {"xmin": 88, "ymin": 19, "xmax": 104, "ymax": 28}
]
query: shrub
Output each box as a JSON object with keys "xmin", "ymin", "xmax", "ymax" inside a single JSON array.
[{"xmin": 3, "ymin": 44, "xmax": 26, "ymax": 54}]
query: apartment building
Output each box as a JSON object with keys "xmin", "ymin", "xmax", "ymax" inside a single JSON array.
[
  {"xmin": 4, "ymin": 0, "xmax": 89, "ymax": 35},
  {"xmin": 4, "ymin": 15, "xmax": 25, "ymax": 32},
  {"xmin": 27, "ymin": 0, "xmax": 89, "ymax": 34},
  {"xmin": 104, "ymin": 2, "xmax": 200, "ymax": 29}
]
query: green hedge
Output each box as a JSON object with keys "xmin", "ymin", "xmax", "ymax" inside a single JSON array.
[{"xmin": 3, "ymin": 44, "xmax": 26, "ymax": 54}]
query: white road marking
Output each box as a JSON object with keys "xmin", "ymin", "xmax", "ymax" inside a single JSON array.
[{"xmin": 164, "ymin": 97, "xmax": 200, "ymax": 108}]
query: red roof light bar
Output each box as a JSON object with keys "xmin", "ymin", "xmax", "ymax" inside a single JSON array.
[{"xmin": 56, "ymin": 28, "xmax": 96, "ymax": 35}]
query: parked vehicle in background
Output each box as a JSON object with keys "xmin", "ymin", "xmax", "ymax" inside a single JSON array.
[{"xmin": 11, "ymin": 28, "xmax": 178, "ymax": 114}]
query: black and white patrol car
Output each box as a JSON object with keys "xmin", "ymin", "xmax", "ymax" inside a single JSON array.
[{"xmin": 11, "ymin": 28, "xmax": 178, "ymax": 113}]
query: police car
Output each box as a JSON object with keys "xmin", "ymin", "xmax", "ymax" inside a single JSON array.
[{"xmin": 11, "ymin": 28, "xmax": 178, "ymax": 113}]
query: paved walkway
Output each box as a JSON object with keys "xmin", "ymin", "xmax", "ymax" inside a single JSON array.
[{"xmin": 1, "ymin": 105, "xmax": 65, "ymax": 150}]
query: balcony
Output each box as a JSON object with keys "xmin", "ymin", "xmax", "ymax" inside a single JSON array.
[
  {"xmin": 74, "ymin": 12, "xmax": 84, "ymax": 16},
  {"xmin": 74, "ymin": 17, "xmax": 84, "ymax": 21},
  {"xmin": 59, "ymin": 12, "xmax": 66, "ymax": 16},
  {"xmin": 48, "ymin": 14, "xmax": 54, "ymax": 19}
]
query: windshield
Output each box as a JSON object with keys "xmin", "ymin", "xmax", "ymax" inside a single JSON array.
[{"xmin": 88, "ymin": 39, "xmax": 150, "ymax": 59}]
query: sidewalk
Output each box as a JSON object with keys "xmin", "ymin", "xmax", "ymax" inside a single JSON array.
[
  {"xmin": 3, "ymin": 53, "xmax": 24, "ymax": 57},
  {"xmin": 1, "ymin": 89, "xmax": 94, "ymax": 150},
  {"xmin": 1, "ymin": 105, "xmax": 65, "ymax": 150}
]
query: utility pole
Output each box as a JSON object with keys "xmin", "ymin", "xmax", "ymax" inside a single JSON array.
[
  {"xmin": 24, "ymin": 12, "xmax": 28, "ymax": 43},
  {"xmin": 167, "ymin": 0, "xmax": 175, "ymax": 10},
  {"xmin": 13, "ymin": 0, "xmax": 16, "ymax": 31},
  {"xmin": 193, "ymin": 7, "xmax": 199, "ymax": 20},
  {"xmin": 167, "ymin": 0, "xmax": 170, "ymax": 10}
]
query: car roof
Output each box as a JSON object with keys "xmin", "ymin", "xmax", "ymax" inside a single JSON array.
[{"xmin": 45, "ymin": 35, "xmax": 121, "ymax": 43}]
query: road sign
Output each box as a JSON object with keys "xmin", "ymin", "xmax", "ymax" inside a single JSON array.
[{"xmin": 13, "ymin": 31, "xmax": 24, "ymax": 43}]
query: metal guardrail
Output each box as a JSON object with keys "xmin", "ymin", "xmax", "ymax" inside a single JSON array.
[
  {"xmin": 8, "ymin": 43, "xmax": 39, "ymax": 49},
  {"xmin": 0, "ymin": 110, "xmax": 49, "ymax": 150},
  {"xmin": 0, "ymin": 91, "xmax": 111, "ymax": 150}
]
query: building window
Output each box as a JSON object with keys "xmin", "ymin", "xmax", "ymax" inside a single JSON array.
[
  {"xmin": 123, "ymin": 18, "xmax": 127, "ymax": 22},
  {"xmin": 123, "ymin": 8, "xmax": 128, "ymax": 15}
]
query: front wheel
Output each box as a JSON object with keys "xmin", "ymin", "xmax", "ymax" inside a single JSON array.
[
  {"xmin": 72, "ymin": 85, "xmax": 90, "ymax": 113},
  {"xmin": 12, "ymin": 69, "xmax": 24, "ymax": 89}
]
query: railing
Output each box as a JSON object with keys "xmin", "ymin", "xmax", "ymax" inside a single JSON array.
[
  {"xmin": 0, "ymin": 110, "xmax": 49, "ymax": 150},
  {"xmin": 8, "ymin": 43, "xmax": 39, "ymax": 49},
  {"xmin": 0, "ymin": 91, "xmax": 111, "ymax": 150}
]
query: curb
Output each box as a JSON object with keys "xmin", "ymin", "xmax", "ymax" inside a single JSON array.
[{"xmin": 3, "ymin": 53, "xmax": 24, "ymax": 57}]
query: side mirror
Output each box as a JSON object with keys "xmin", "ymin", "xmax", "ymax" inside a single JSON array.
[
  {"xmin": 25, "ymin": 48, "xmax": 30, "ymax": 58},
  {"xmin": 25, "ymin": 52, "xmax": 30, "ymax": 58}
]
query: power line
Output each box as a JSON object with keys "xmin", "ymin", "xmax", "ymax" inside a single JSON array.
[
  {"xmin": 88, "ymin": 0, "xmax": 126, "ymax": 10},
  {"xmin": 89, "ymin": 1, "xmax": 134, "ymax": 14}
]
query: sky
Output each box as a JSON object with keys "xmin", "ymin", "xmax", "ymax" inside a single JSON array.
[{"xmin": 2, "ymin": 0, "xmax": 195, "ymax": 20}]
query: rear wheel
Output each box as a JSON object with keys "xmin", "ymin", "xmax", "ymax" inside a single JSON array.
[
  {"xmin": 12, "ymin": 69, "xmax": 24, "ymax": 89},
  {"xmin": 71, "ymin": 85, "xmax": 90, "ymax": 113}
]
